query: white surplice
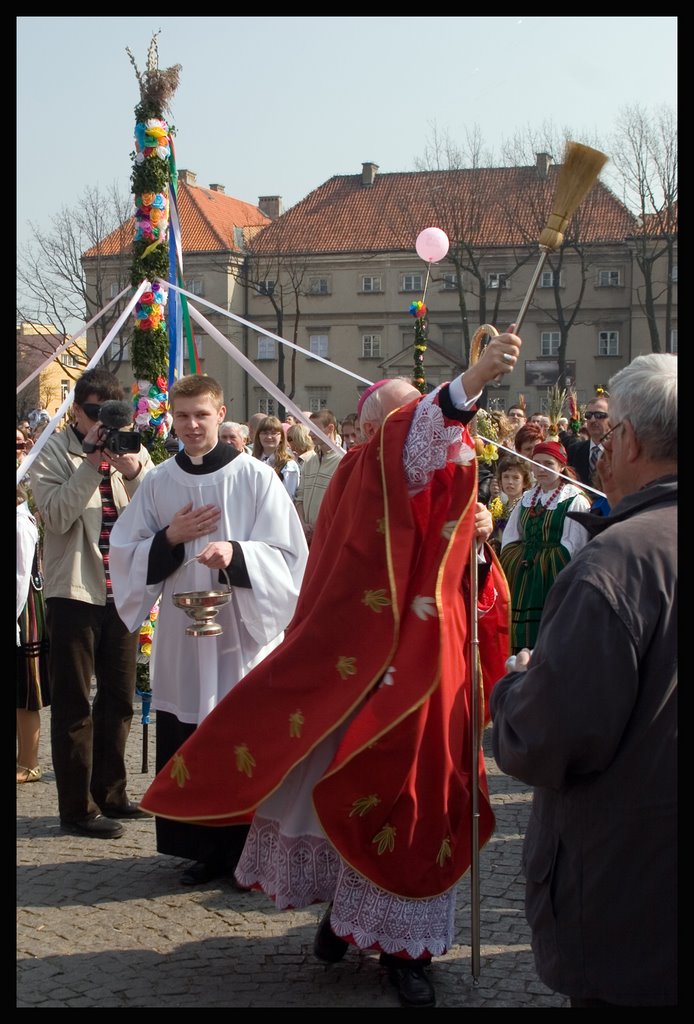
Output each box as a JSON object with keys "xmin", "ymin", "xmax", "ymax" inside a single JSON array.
[{"xmin": 109, "ymin": 454, "xmax": 308, "ymax": 725}]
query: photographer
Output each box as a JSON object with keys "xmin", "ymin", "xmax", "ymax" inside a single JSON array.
[{"xmin": 30, "ymin": 368, "xmax": 153, "ymax": 839}]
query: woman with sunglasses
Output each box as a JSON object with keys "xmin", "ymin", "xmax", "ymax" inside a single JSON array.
[{"xmin": 252, "ymin": 415, "xmax": 300, "ymax": 499}]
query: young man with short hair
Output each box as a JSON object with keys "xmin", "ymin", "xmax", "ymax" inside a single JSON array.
[{"xmin": 110, "ymin": 374, "xmax": 308, "ymax": 884}]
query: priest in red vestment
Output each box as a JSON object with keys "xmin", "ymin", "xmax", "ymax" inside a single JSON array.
[{"xmin": 141, "ymin": 329, "xmax": 521, "ymax": 1006}]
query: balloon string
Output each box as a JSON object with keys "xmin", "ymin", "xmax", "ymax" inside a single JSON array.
[{"xmin": 421, "ymin": 266, "xmax": 431, "ymax": 305}]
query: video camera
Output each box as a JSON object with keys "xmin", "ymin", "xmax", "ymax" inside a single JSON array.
[
  {"xmin": 82, "ymin": 400, "xmax": 142, "ymax": 455},
  {"xmin": 98, "ymin": 426, "xmax": 142, "ymax": 454}
]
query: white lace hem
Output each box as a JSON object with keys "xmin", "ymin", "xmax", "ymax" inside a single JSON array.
[{"xmin": 235, "ymin": 815, "xmax": 457, "ymax": 957}]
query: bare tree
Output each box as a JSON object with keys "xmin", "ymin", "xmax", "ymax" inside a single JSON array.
[
  {"xmin": 245, "ymin": 252, "xmax": 311, "ymax": 419},
  {"xmin": 608, "ymin": 104, "xmax": 677, "ymax": 353},
  {"xmin": 495, "ymin": 126, "xmax": 627, "ymax": 386},
  {"xmin": 212, "ymin": 220, "xmax": 312, "ymax": 420},
  {"xmin": 411, "ymin": 123, "xmax": 542, "ymax": 364},
  {"xmin": 17, "ymin": 183, "xmax": 134, "ymax": 371}
]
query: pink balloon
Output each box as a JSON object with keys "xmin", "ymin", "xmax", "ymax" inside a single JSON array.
[{"xmin": 415, "ymin": 227, "xmax": 450, "ymax": 263}]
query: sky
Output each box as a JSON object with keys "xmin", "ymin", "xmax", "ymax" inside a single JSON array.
[{"xmin": 17, "ymin": 15, "xmax": 677, "ymax": 254}]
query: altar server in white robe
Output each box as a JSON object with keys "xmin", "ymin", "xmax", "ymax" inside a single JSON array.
[{"xmin": 110, "ymin": 374, "xmax": 308, "ymax": 886}]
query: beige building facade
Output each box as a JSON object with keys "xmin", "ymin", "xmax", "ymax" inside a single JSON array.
[{"xmin": 82, "ymin": 162, "xmax": 677, "ymax": 424}]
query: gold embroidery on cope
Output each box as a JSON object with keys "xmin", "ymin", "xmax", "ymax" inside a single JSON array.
[
  {"xmin": 350, "ymin": 794, "xmax": 381, "ymax": 817},
  {"xmin": 170, "ymin": 753, "xmax": 190, "ymax": 788},
  {"xmin": 289, "ymin": 710, "xmax": 304, "ymax": 738},
  {"xmin": 336, "ymin": 656, "xmax": 357, "ymax": 680},
  {"xmin": 362, "ymin": 589, "xmax": 392, "ymax": 612},
  {"xmin": 373, "ymin": 824, "xmax": 397, "ymax": 854},
  {"xmin": 437, "ymin": 837, "xmax": 452, "ymax": 867},
  {"xmin": 234, "ymin": 744, "xmax": 256, "ymax": 777}
]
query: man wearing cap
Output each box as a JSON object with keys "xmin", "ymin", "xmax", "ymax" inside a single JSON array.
[
  {"xmin": 140, "ymin": 328, "xmax": 521, "ymax": 1007},
  {"xmin": 500, "ymin": 439, "xmax": 591, "ymax": 652}
]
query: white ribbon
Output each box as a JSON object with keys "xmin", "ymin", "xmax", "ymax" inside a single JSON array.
[
  {"xmin": 16, "ymin": 281, "xmax": 149, "ymax": 487},
  {"xmin": 185, "ymin": 300, "xmax": 343, "ymax": 455},
  {"xmin": 16, "ymin": 285, "xmax": 133, "ymax": 395}
]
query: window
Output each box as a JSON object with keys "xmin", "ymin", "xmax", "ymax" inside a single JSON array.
[
  {"xmin": 362, "ymin": 275, "xmax": 382, "ymax": 293},
  {"xmin": 258, "ymin": 398, "xmax": 275, "ymax": 416},
  {"xmin": 442, "ymin": 330, "xmax": 463, "ymax": 354},
  {"xmin": 108, "ymin": 281, "xmax": 120, "ymax": 299},
  {"xmin": 61, "ymin": 352, "xmax": 79, "ymax": 368},
  {"xmin": 487, "ymin": 272, "xmax": 509, "ymax": 289},
  {"xmin": 109, "ymin": 337, "xmax": 130, "ymax": 360},
  {"xmin": 308, "ymin": 277, "xmax": 330, "ymax": 295},
  {"xmin": 185, "ymin": 334, "xmax": 203, "ymax": 360},
  {"xmin": 598, "ymin": 330, "xmax": 620, "ymax": 356},
  {"xmin": 402, "ymin": 273, "xmax": 423, "ymax": 293},
  {"xmin": 361, "ymin": 333, "xmax": 381, "ymax": 357},
  {"xmin": 539, "ymin": 270, "xmax": 562, "ymax": 288},
  {"xmin": 441, "ymin": 273, "xmax": 458, "ymax": 291},
  {"xmin": 257, "ymin": 336, "xmax": 276, "ymax": 360},
  {"xmin": 60, "ymin": 379, "xmax": 70, "ymax": 402},
  {"xmin": 188, "ymin": 279, "xmax": 205, "ymax": 296},
  {"xmin": 540, "ymin": 331, "xmax": 560, "ymax": 357},
  {"xmin": 309, "ymin": 334, "xmax": 329, "ymax": 359},
  {"xmin": 597, "ymin": 270, "xmax": 620, "ymax": 287},
  {"xmin": 671, "ymin": 265, "xmax": 678, "ymax": 284},
  {"xmin": 258, "ymin": 279, "xmax": 275, "ymax": 296},
  {"xmin": 308, "ymin": 396, "xmax": 328, "ymax": 413},
  {"xmin": 669, "ymin": 328, "xmax": 678, "ymax": 354}
]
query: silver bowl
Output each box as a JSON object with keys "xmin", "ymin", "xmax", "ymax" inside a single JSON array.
[{"xmin": 172, "ymin": 571, "xmax": 232, "ymax": 637}]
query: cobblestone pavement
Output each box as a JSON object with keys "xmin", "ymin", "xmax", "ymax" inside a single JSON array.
[{"xmin": 17, "ymin": 702, "xmax": 568, "ymax": 1008}]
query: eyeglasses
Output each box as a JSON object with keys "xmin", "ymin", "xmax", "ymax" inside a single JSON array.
[
  {"xmin": 584, "ymin": 411, "xmax": 609, "ymax": 420},
  {"xmin": 260, "ymin": 429, "xmax": 281, "ymax": 436},
  {"xmin": 600, "ymin": 421, "xmax": 623, "ymax": 448},
  {"xmin": 16, "ymin": 441, "xmax": 27, "ymax": 450},
  {"xmin": 81, "ymin": 402, "xmax": 103, "ymax": 421}
]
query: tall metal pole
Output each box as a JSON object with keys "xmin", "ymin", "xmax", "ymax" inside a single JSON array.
[{"xmin": 469, "ymin": 540, "xmax": 481, "ymax": 983}]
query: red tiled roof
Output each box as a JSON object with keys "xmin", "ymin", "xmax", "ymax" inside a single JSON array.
[
  {"xmin": 640, "ymin": 202, "xmax": 678, "ymax": 236},
  {"xmin": 83, "ymin": 182, "xmax": 270, "ymax": 258},
  {"xmin": 249, "ymin": 166, "xmax": 638, "ymax": 256}
]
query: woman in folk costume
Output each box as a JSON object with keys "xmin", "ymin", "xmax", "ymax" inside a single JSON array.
[
  {"xmin": 500, "ymin": 440, "xmax": 591, "ymax": 653},
  {"xmin": 140, "ymin": 332, "xmax": 520, "ymax": 1007}
]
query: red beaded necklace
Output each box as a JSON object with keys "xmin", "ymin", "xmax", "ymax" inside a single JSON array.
[{"xmin": 527, "ymin": 482, "xmax": 564, "ymax": 517}]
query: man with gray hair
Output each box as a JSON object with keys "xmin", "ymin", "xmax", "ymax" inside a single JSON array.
[{"xmin": 491, "ymin": 353, "xmax": 677, "ymax": 1007}]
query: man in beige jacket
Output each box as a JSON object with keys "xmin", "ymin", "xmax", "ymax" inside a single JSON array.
[{"xmin": 30, "ymin": 368, "xmax": 153, "ymax": 839}]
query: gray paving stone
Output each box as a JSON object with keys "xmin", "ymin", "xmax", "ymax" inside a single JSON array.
[{"xmin": 17, "ymin": 704, "xmax": 569, "ymax": 1008}]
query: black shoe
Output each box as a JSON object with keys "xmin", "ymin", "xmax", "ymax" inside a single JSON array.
[
  {"xmin": 229, "ymin": 875, "xmax": 252, "ymax": 893},
  {"xmin": 60, "ymin": 815, "xmax": 124, "ymax": 839},
  {"xmin": 180, "ymin": 861, "xmax": 225, "ymax": 886},
  {"xmin": 101, "ymin": 801, "xmax": 152, "ymax": 820},
  {"xmin": 313, "ymin": 903, "xmax": 349, "ymax": 963},
  {"xmin": 380, "ymin": 954, "xmax": 436, "ymax": 1007}
]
